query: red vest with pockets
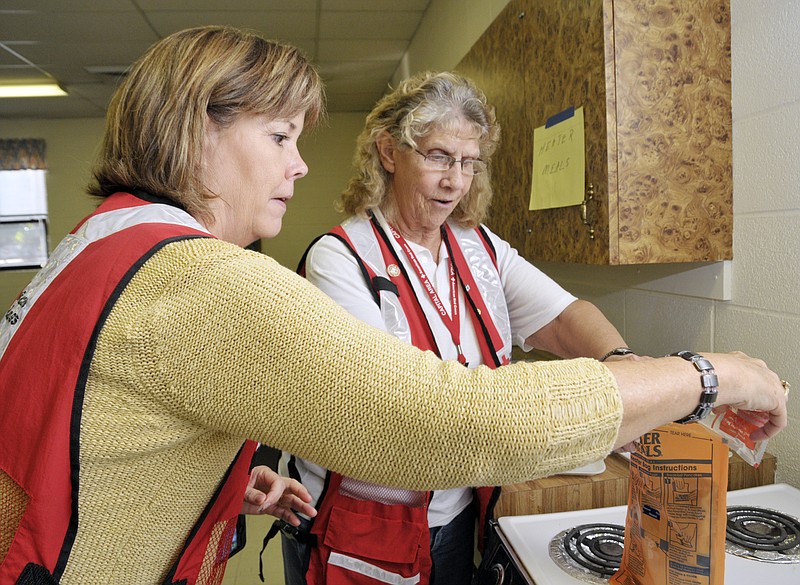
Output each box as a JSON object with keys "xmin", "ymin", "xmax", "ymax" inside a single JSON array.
[
  {"xmin": 0, "ymin": 191, "xmax": 256, "ymax": 585},
  {"xmin": 299, "ymin": 214, "xmax": 509, "ymax": 585}
]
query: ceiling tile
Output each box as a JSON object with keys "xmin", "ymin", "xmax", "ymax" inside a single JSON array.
[
  {"xmin": 0, "ymin": 0, "xmax": 433, "ymax": 118},
  {"xmin": 318, "ymin": 39, "xmax": 407, "ymax": 62},
  {"xmin": 320, "ymin": 11, "xmax": 422, "ymax": 39},
  {"xmin": 1, "ymin": 11, "xmax": 157, "ymax": 43},
  {"xmin": 0, "ymin": 1, "xmax": 132, "ymax": 10},
  {"xmin": 138, "ymin": 0, "xmax": 317, "ymax": 10},
  {"xmin": 146, "ymin": 10, "xmax": 317, "ymax": 40},
  {"xmin": 322, "ymin": 0, "xmax": 429, "ymax": 10}
]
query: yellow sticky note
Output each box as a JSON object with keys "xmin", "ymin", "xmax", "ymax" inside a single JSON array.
[{"xmin": 529, "ymin": 107, "xmax": 585, "ymax": 211}]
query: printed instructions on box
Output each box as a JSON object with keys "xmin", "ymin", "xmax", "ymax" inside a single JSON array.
[{"xmin": 610, "ymin": 423, "xmax": 729, "ymax": 585}]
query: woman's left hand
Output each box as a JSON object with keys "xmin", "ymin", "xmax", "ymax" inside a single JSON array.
[{"xmin": 241, "ymin": 465, "xmax": 317, "ymax": 525}]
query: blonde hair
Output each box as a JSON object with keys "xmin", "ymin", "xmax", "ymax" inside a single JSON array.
[
  {"xmin": 340, "ymin": 71, "xmax": 499, "ymax": 227},
  {"xmin": 88, "ymin": 26, "xmax": 326, "ymax": 222}
]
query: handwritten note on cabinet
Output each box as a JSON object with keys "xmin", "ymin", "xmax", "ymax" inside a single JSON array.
[{"xmin": 529, "ymin": 106, "xmax": 585, "ymax": 211}]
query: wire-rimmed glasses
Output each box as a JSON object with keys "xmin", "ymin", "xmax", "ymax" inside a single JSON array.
[{"xmin": 412, "ymin": 148, "xmax": 487, "ymax": 176}]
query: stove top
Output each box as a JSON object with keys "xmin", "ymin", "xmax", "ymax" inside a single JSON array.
[{"xmin": 497, "ymin": 483, "xmax": 800, "ymax": 584}]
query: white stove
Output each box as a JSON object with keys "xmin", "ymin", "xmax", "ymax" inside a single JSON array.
[{"xmin": 483, "ymin": 483, "xmax": 800, "ymax": 584}]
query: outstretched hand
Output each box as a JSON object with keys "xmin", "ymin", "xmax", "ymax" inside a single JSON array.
[
  {"xmin": 711, "ymin": 351, "xmax": 789, "ymax": 442},
  {"xmin": 241, "ymin": 465, "xmax": 317, "ymax": 526}
]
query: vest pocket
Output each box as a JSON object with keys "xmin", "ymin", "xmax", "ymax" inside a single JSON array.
[
  {"xmin": 321, "ymin": 506, "xmax": 425, "ymax": 584},
  {"xmin": 1, "ymin": 469, "xmax": 29, "ymax": 566}
]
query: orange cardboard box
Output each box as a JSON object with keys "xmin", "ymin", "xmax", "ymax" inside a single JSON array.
[{"xmin": 610, "ymin": 423, "xmax": 729, "ymax": 585}]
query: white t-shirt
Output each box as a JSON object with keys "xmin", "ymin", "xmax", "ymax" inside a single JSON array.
[{"xmin": 285, "ymin": 220, "xmax": 577, "ymax": 527}]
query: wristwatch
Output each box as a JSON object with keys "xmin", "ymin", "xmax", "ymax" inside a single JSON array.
[
  {"xmin": 670, "ymin": 350, "xmax": 719, "ymax": 423},
  {"xmin": 599, "ymin": 347, "xmax": 636, "ymax": 362}
]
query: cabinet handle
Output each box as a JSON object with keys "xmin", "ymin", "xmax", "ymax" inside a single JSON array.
[{"xmin": 580, "ymin": 182, "xmax": 596, "ymax": 240}]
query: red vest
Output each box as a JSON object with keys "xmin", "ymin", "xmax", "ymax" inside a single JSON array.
[
  {"xmin": 0, "ymin": 191, "xmax": 256, "ymax": 585},
  {"xmin": 299, "ymin": 215, "xmax": 507, "ymax": 585}
]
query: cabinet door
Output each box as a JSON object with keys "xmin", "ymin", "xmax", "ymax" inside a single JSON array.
[
  {"xmin": 612, "ymin": 0, "xmax": 733, "ymax": 264},
  {"xmin": 458, "ymin": 0, "xmax": 612, "ymax": 264},
  {"xmin": 521, "ymin": 0, "xmax": 613, "ymax": 264},
  {"xmin": 457, "ymin": 0, "xmax": 732, "ymax": 265},
  {"xmin": 456, "ymin": 1, "xmax": 531, "ymax": 253}
]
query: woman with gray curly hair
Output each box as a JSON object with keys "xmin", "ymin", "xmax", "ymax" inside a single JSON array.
[
  {"xmin": 339, "ymin": 70, "xmax": 499, "ymax": 229},
  {"xmin": 282, "ymin": 71, "xmax": 638, "ymax": 585}
]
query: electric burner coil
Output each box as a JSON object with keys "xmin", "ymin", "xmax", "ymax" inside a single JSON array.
[
  {"xmin": 726, "ymin": 506, "xmax": 800, "ymax": 563},
  {"xmin": 549, "ymin": 523, "xmax": 625, "ymax": 584}
]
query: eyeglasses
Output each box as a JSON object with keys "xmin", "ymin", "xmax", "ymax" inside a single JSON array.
[{"xmin": 412, "ymin": 148, "xmax": 487, "ymax": 176}]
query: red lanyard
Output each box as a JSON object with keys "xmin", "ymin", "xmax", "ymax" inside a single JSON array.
[{"xmin": 387, "ymin": 224, "xmax": 468, "ymax": 365}]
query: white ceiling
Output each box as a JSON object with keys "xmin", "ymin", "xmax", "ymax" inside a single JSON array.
[{"xmin": 0, "ymin": 0, "xmax": 432, "ymax": 119}]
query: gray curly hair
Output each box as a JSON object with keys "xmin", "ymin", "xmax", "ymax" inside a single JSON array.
[{"xmin": 339, "ymin": 71, "xmax": 500, "ymax": 228}]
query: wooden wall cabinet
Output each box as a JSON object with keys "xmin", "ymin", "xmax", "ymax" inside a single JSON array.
[{"xmin": 457, "ymin": 0, "xmax": 733, "ymax": 265}]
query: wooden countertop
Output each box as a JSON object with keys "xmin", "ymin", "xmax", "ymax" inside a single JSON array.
[{"xmin": 494, "ymin": 451, "xmax": 776, "ymax": 517}]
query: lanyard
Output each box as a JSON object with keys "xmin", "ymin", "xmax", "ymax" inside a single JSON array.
[{"xmin": 387, "ymin": 224, "xmax": 468, "ymax": 366}]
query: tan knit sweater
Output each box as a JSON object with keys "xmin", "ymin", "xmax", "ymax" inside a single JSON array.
[{"xmin": 55, "ymin": 237, "xmax": 622, "ymax": 583}]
